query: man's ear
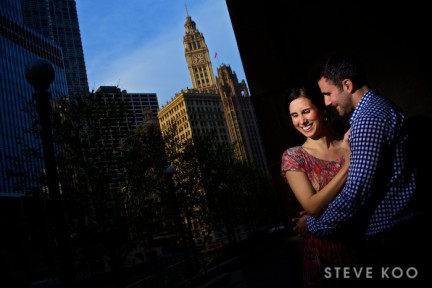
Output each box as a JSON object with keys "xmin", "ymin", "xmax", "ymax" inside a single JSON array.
[{"xmin": 342, "ymin": 79, "xmax": 353, "ymax": 92}]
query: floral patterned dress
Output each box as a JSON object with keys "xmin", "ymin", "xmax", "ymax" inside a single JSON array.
[{"xmin": 281, "ymin": 146, "xmax": 356, "ymax": 288}]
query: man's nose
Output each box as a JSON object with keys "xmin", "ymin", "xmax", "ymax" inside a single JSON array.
[{"xmin": 324, "ymin": 96, "xmax": 332, "ymax": 106}]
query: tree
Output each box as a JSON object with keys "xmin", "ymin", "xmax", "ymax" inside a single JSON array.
[
  {"xmin": 121, "ymin": 123, "xmax": 169, "ymax": 246},
  {"xmin": 53, "ymin": 89, "xmax": 135, "ymax": 278}
]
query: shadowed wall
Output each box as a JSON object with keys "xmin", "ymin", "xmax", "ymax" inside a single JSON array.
[{"xmin": 226, "ymin": 0, "xmax": 432, "ymax": 220}]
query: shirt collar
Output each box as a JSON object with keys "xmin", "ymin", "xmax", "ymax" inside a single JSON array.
[{"xmin": 349, "ymin": 89, "xmax": 376, "ymax": 125}]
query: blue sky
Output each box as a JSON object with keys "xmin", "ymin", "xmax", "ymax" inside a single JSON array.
[{"xmin": 76, "ymin": 0, "xmax": 247, "ymax": 108}]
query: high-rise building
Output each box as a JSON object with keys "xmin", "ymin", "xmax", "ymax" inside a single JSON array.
[
  {"xmin": 119, "ymin": 89, "xmax": 160, "ymax": 127},
  {"xmin": 158, "ymin": 14, "xmax": 231, "ymax": 145},
  {"xmin": 184, "ymin": 14, "xmax": 217, "ymax": 91},
  {"xmin": 0, "ymin": 0, "xmax": 69, "ymax": 196},
  {"xmin": 158, "ymin": 88, "xmax": 230, "ymax": 144},
  {"xmin": 1, "ymin": 0, "xmax": 89, "ymax": 196},
  {"xmin": 1, "ymin": 1, "xmax": 73, "ymax": 285},
  {"xmin": 21, "ymin": 0, "xmax": 89, "ymax": 99},
  {"xmin": 158, "ymin": 12, "xmax": 269, "ymax": 247},
  {"xmin": 216, "ymin": 65, "xmax": 269, "ymax": 174},
  {"xmin": 94, "ymin": 86, "xmax": 160, "ymax": 193},
  {"xmin": 159, "ymin": 13, "xmax": 269, "ymax": 173},
  {"xmin": 95, "ymin": 86, "xmax": 159, "ymax": 130}
]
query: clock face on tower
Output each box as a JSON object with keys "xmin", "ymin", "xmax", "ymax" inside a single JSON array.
[{"xmin": 192, "ymin": 53, "xmax": 204, "ymax": 65}]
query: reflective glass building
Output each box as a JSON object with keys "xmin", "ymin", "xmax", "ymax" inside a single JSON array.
[
  {"xmin": 1, "ymin": 0, "xmax": 68, "ymax": 196},
  {"xmin": 21, "ymin": 0, "xmax": 89, "ymax": 98}
]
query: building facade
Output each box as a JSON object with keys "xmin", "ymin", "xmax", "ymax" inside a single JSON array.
[
  {"xmin": 159, "ymin": 13, "xmax": 230, "ymax": 145},
  {"xmin": 119, "ymin": 89, "xmax": 159, "ymax": 127},
  {"xmin": 158, "ymin": 88, "xmax": 230, "ymax": 144},
  {"xmin": 216, "ymin": 65, "xmax": 269, "ymax": 174},
  {"xmin": 0, "ymin": 1, "xmax": 73, "ymax": 285},
  {"xmin": 184, "ymin": 14, "xmax": 217, "ymax": 91},
  {"xmin": 21, "ymin": 0, "xmax": 89, "ymax": 99},
  {"xmin": 0, "ymin": 0, "xmax": 69, "ymax": 196},
  {"xmin": 95, "ymin": 86, "xmax": 160, "ymax": 193},
  {"xmin": 159, "ymin": 13, "xmax": 269, "ymax": 174}
]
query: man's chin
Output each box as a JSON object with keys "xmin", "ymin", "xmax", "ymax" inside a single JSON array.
[{"xmin": 337, "ymin": 109, "xmax": 345, "ymax": 117}]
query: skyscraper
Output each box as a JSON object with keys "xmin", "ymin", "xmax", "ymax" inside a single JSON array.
[
  {"xmin": 158, "ymin": 13, "xmax": 231, "ymax": 146},
  {"xmin": 159, "ymin": 88, "xmax": 230, "ymax": 144},
  {"xmin": 94, "ymin": 86, "xmax": 160, "ymax": 194},
  {"xmin": 21, "ymin": 0, "xmax": 89, "ymax": 98},
  {"xmin": 216, "ymin": 65, "xmax": 269, "ymax": 174},
  {"xmin": 1, "ymin": 0, "xmax": 69, "ymax": 196},
  {"xmin": 1, "ymin": 0, "xmax": 74, "ymax": 285},
  {"xmin": 159, "ymin": 13, "xmax": 269, "ymax": 173}
]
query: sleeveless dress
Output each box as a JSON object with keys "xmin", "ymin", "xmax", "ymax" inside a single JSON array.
[{"xmin": 281, "ymin": 146, "xmax": 356, "ymax": 288}]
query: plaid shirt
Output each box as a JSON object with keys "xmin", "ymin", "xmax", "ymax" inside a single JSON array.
[{"xmin": 307, "ymin": 89, "xmax": 418, "ymax": 238}]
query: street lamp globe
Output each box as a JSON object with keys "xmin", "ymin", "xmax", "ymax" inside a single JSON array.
[{"xmin": 25, "ymin": 59, "xmax": 55, "ymax": 92}]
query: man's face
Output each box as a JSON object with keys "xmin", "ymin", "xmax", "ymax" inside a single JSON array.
[{"xmin": 318, "ymin": 77, "xmax": 352, "ymax": 117}]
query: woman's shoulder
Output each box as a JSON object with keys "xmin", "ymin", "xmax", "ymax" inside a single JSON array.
[
  {"xmin": 282, "ymin": 146, "xmax": 303, "ymax": 156},
  {"xmin": 281, "ymin": 146, "xmax": 307, "ymax": 173},
  {"xmin": 282, "ymin": 146, "xmax": 310, "ymax": 162}
]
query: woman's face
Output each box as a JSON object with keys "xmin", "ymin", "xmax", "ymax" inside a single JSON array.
[{"xmin": 289, "ymin": 96, "xmax": 325, "ymax": 139}]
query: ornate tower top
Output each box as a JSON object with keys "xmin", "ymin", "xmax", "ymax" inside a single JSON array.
[
  {"xmin": 183, "ymin": 14, "xmax": 216, "ymax": 91},
  {"xmin": 184, "ymin": 16, "xmax": 197, "ymax": 34}
]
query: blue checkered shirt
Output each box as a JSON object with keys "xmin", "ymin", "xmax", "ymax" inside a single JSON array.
[{"xmin": 307, "ymin": 89, "xmax": 418, "ymax": 238}]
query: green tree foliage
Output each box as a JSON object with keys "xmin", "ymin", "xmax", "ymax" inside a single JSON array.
[
  {"xmin": 165, "ymin": 129, "xmax": 278, "ymax": 247},
  {"xmin": 5, "ymin": 98, "xmax": 46, "ymax": 195},
  {"xmin": 53, "ymin": 89, "xmax": 135, "ymax": 275},
  {"xmin": 52, "ymin": 95, "xmax": 279, "ymax": 278},
  {"xmin": 121, "ymin": 123, "xmax": 169, "ymax": 243},
  {"xmin": 11, "ymin": 85, "xmax": 281, "ymax": 286}
]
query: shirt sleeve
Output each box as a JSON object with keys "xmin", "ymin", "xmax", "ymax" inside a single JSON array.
[
  {"xmin": 281, "ymin": 147, "xmax": 305, "ymax": 179},
  {"xmin": 307, "ymin": 116, "xmax": 389, "ymax": 236}
]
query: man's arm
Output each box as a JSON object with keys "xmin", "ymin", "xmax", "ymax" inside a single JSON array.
[{"xmin": 305, "ymin": 117, "xmax": 389, "ymax": 236}]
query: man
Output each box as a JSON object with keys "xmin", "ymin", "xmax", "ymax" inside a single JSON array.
[{"xmin": 294, "ymin": 52, "xmax": 425, "ymax": 284}]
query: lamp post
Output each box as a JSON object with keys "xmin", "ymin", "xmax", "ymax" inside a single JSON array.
[{"xmin": 25, "ymin": 59, "xmax": 74, "ymax": 287}]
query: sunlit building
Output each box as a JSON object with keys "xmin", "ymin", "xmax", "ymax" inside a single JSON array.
[
  {"xmin": 158, "ymin": 13, "xmax": 269, "ymax": 173},
  {"xmin": 217, "ymin": 64, "xmax": 269, "ymax": 174}
]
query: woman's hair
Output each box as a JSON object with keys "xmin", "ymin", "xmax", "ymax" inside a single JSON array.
[
  {"xmin": 284, "ymin": 84, "xmax": 350, "ymax": 139},
  {"xmin": 284, "ymin": 84, "xmax": 326, "ymax": 116}
]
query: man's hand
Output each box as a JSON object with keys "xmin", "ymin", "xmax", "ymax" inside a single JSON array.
[
  {"xmin": 342, "ymin": 128, "xmax": 351, "ymax": 162},
  {"xmin": 293, "ymin": 214, "xmax": 310, "ymax": 238},
  {"xmin": 291, "ymin": 210, "xmax": 307, "ymax": 225}
]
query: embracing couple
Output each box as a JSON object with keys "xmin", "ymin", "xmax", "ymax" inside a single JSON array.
[{"xmin": 281, "ymin": 52, "xmax": 426, "ymax": 287}]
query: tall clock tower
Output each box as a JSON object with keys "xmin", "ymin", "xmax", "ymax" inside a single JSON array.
[{"xmin": 183, "ymin": 14, "xmax": 216, "ymax": 90}]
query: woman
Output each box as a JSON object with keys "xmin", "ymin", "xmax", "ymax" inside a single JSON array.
[{"xmin": 281, "ymin": 85, "xmax": 354, "ymax": 288}]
